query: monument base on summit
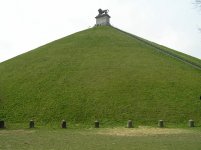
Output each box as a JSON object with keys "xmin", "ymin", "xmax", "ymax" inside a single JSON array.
[{"xmin": 95, "ymin": 9, "xmax": 111, "ymax": 26}]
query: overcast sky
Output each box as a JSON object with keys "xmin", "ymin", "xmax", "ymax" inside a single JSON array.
[{"xmin": 0, "ymin": 0, "xmax": 201, "ymax": 63}]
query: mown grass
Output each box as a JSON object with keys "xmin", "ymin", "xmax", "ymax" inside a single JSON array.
[
  {"xmin": 113, "ymin": 27, "xmax": 201, "ymax": 68},
  {"xmin": 1, "ymin": 128, "xmax": 201, "ymax": 150},
  {"xmin": 155, "ymin": 44, "xmax": 201, "ymax": 67},
  {"xmin": 0, "ymin": 26, "xmax": 201, "ymax": 126}
]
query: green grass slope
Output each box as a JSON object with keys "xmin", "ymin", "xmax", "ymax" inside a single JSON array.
[{"xmin": 0, "ymin": 26, "xmax": 201, "ymax": 126}]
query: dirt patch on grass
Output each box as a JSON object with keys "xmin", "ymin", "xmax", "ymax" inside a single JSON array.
[
  {"xmin": 96, "ymin": 126, "xmax": 193, "ymax": 137},
  {"xmin": 0, "ymin": 129, "xmax": 35, "ymax": 135}
]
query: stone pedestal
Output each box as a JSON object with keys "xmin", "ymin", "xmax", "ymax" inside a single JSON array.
[
  {"xmin": 0, "ymin": 120, "xmax": 5, "ymax": 128},
  {"xmin": 61, "ymin": 120, "xmax": 67, "ymax": 128},
  {"xmin": 94, "ymin": 120, "xmax": 99, "ymax": 128},
  {"xmin": 95, "ymin": 14, "xmax": 111, "ymax": 26},
  {"xmin": 29, "ymin": 120, "xmax": 34, "ymax": 128},
  {"xmin": 189, "ymin": 120, "xmax": 195, "ymax": 127},
  {"xmin": 158, "ymin": 120, "xmax": 164, "ymax": 128},
  {"xmin": 127, "ymin": 120, "xmax": 133, "ymax": 128}
]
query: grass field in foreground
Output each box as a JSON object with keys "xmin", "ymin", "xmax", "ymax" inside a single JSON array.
[{"xmin": 0, "ymin": 127, "xmax": 201, "ymax": 150}]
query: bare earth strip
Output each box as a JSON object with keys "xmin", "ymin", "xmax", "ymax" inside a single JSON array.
[
  {"xmin": 95, "ymin": 126, "xmax": 193, "ymax": 136},
  {"xmin": 0, "ymin": 127, "xmax": 201, "ymax": 150},
  {"xmin": 0, "ymin": 129, "xmax": 36, "ymax": 135}
]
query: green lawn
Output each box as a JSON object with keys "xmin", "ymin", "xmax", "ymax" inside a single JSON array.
[
  {"xmin": 1, "ymin": 127, "xmax": 201, "ymax": 150},
  {"xmin": 0, "ymin": 26, "xmax": 201, "ymax": 126}
]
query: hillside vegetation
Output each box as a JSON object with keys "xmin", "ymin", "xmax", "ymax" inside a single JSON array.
[{"xmin": 0, "ymin": 26, "xmax": 201, "ymax": 126}]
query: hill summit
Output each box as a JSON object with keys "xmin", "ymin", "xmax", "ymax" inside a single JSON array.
[{"xmin": 0, "ymin": 26, "xmax": 201, "ymax": 126}]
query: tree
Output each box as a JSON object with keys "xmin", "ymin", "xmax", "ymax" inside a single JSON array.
[{"xmin": 195, "ymin": 0, "xmax": 201, "ymax": 8}]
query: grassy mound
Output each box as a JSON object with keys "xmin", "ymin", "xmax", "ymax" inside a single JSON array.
[{"xmin": 0, "ymin": 26, "xmax": 201, "ymax": 126}]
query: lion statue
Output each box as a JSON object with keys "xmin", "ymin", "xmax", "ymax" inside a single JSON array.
[{"xmin": 98, "ymin": 9, "xmax": 109, "ymax": 15}]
